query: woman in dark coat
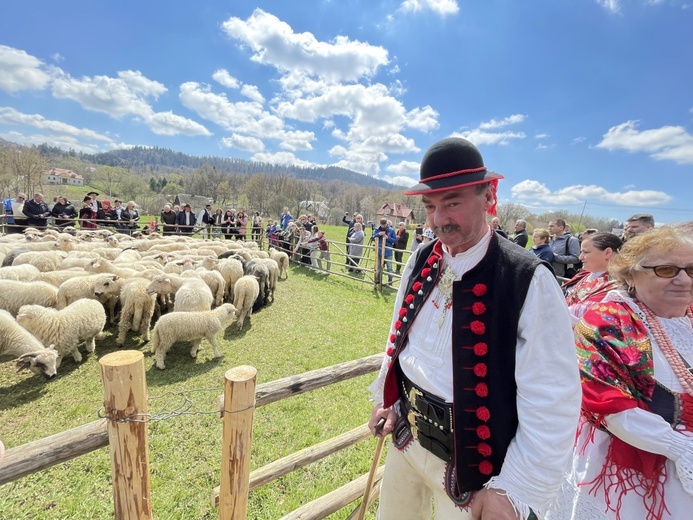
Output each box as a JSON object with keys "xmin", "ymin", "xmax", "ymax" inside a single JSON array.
[
  {"xmin": 222, "ymin": 209, "xmax": 236, "ymax": 240},
  {"xmin": 120, "ymin": 201, "xmax": 140, "ymax": 234},
  {"xmin": 160, "ymin": 204, "xmax": 177, "ymax": 235},
  {"xmin": 96, "ymin": 200, "xmax": 117, "ymax": 227},
  {"xmin": 51, "ymin": 196, "xmax": 77, "ymax": 228},
  {"xmin": 78, "ymin": 197, "xmax": 97, "ymax": 229}
]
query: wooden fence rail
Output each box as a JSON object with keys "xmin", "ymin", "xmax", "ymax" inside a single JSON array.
[{"xmin": 0, "ymin": 353, "xmax": 385, "ymax": 507}]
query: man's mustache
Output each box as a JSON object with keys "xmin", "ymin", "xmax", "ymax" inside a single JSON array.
[{"xmin": 433, "ymin": 225, "xmax": 460, "ymax": 234}]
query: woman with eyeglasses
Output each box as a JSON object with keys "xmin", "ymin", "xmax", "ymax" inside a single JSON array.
[
  {"xmin": 562, "ymin": 232, "xmax": 623, "ymax": 322},
  {"xmin": 547, "ymin": 226, "xmax": 693, "ymax": 520}
]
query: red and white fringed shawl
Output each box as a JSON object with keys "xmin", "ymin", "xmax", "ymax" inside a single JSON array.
[{"xmin": 575, "ymin": 300, "xmax": 693, "ymax": 520}]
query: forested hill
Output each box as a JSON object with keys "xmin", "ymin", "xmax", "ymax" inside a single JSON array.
[{"xmin": 81, "ymin": 146, "xmax": 398, "ymax": 189}]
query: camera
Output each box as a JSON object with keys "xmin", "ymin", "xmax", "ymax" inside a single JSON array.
[{"xmin": 367, "ymin": 221, "xmax": 375, "ymax": 230}]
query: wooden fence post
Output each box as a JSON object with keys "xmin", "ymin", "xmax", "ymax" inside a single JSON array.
[
  {"xmin": 218, "ymin": 365, "xmax": 257, "ymax": 520},
  {"xmin": 99, "ymin": 350, "xmax": 153, "ymax": 520}
]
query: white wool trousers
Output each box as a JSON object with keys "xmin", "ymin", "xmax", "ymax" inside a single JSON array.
[{"xmin": 377, "ymin": 439, "xmax": 472, "ymax": 519}]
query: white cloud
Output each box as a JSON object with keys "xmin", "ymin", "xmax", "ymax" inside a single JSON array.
[
  {"xmin": 451, "ymin": 129, "xmax": 526, "ymax": 146},
  {"xmin": 511, "ymin": 179, "xmax": 672, "ymax": 206},
  {"xmin": 51, "ymin": 70, "xmax": 210, "ymax": 136},
  {"xmin": 251, "ymin": 150, "xmax": 316, "ymax": 167},
  {"xmin": 386, "ymin": 160, "xmax": 420, "ymax": 175},
  {"xmin": 0, "ymin": 45, "xmax": 51, "ymax": 93},
  {"xmin": 212, "ymin": 69, "xmax": 240, "ymax": 89},
  {"xmin": 221, "ymin": 9, "xmax": 389, "ymax": 83},
  {"xmin": 406, "ymin": 106, "xmax": 439, "ymax": 132},
  {"xmin": 220, "ymin": 134, "xmax": 265, "ymax": 152},
  {"xmin": 380, "ymin": 174, "xmax": 419, "ymax": 187},
  {"xmin": 479, "ymin": 114, "xmax": 527, "ymax": 130},
  {"xmin": 595, "ymin": 0, "xmax": 622, "ymax": 13},
  {"xmin": 0, "ymin": 106, "xmax": 113, "ymax": 143},
  {"xmin": 240, "ymin": 84, "xmax": 265, "ymax": 103},
  {"xmin": 400, "ymin": 0, "xmax": 460, "ymax": 16},
  {"xmin": 571, "ymin": 136, "xmax": 586, "ymax": 145},
  {"xmin": 535, "ymin": 133, "xmax": 549, "ymax": 139},
  {"xmin": 596, "ymin": 120, "xmax": 693, "ymax": 164},
  {"xmin": 0, "ymin": 130, "xmax": 105, "ymax": 154},
  {"xmin": 180, "ymin": 81, "xmax": 314, "ymax": 150},
  {"xmin": 51, "ymin": 53, "xmax": 64, "ymax": 63}
]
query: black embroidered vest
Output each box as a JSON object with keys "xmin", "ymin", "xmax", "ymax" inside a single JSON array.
[{"xmin": 383, "ymin": 235, "xmax": 549, "ymax": 493}]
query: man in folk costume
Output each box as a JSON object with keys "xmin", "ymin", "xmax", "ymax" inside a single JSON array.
[
  {"xmin": 196, "ymin": 203, "xmax": 213, "ymax": 239},
  {"xmin": 368, "ymin": 137, "xmax": 581, "ymax": 519}
]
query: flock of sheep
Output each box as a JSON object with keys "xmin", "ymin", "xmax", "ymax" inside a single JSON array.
[{"xmin": 0, "ymin": 227, "xmax": 290, "ymax": 375}]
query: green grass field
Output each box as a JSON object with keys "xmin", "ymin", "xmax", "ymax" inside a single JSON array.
[{"xmin": 0, "ymin": 260, "xmax": 398, "ymax": 519}]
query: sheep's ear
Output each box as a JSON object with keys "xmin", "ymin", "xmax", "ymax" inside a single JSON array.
[
  {"xmin": 15, "ymin": 352, "xmax": 38, "ymax": 372},
  {"xmin": 48, "ymin": 344, "xmax": 57, "ymax": 351},
  {"xmin": 92, "ymin": 260, "xmax": 101, "ymax": 267},
  {"xmin": 112, "ymin": 275, "xmax": 120, "ymax": 281}
]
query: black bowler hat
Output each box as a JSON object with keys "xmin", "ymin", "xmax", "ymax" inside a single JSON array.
[
  {"xmin": 404, "ymin": 137, "xmax": 504, "ymax": 196},
  {"xmin": 82, "ymin": 196, "xmax": 92, "ymax": 202},
  {"xmin": 87, "ymin": 191, "xmax": 99, "ymax": 197}
]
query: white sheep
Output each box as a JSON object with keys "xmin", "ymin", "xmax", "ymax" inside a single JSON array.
[
  {"xmin": 0, "ymin": 310, "xmax": 59, "ymax": 380},
  {"xmin": 268, "ymin": 248, "xmax": 290, "ymax": 279},
  {"xmin": 233, "ymin": 275, "xmax": 260, "ymax": 330},
  {"xmin": 56, "ymin": 273, "xmax": 121, "ymax": 323},
  {"xmin": 12, "ymin": 250, "xmax": 66, "ymax": 272},
  {"xmin": 85, "ymin": 258, "xmax": 139, "ymax": 278},
  {"xmin": 34, "ymin": 269, "xmax": 90, "ymax": 287},
  {"xmin": 0, "ymin": 280, "xmax": 59, "ymax": 316},
  {"xmin": 150, "ymin": 303, "xmax": 237, "ymax": 369},
  {"xmin": 216, "ymin": 258, "xmax": 244, "ymax": 302},
  {"xmin": 146, "ymin": 274, "xmax": 213, "ymax": 312},
  {"xmin": 0, "ymin": 264, "xmax": 40, "ymax": 281},
  {"xmin": 257, "ymin": 258, "xmax": 279, "ymax": 302},
  {"xmin": 16, "ymin": 299, "xmax": 107, "ymax": 366},
  {"xmin": 110, "ymin": 277, "xmax": 157, "ymax": 346},
  {"xmin": 181, "ymin": 269, "xmax": 226, "ymax": 307}
]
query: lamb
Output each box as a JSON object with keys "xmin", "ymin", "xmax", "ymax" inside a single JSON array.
[
  {"xmin": 150, "ymin": 303, "xmax": 237, "ymax": 369},
  {"xmin": 0, "ymin": 310, "xmax": 59, "ymax": 380},
  {"xmin": 16, "ymin": 299, "xmax": 107, "ymax": 366},
  {"xmin": 0, "ymin": 280, "xmax": 59, "ymax": 316},
  {"xmin": 0, "ymin": 263, "xmax": 40, "ymax": 281},
  {"xmin": 56, "ymin": 273, "xmax": 121, "ymax": 322},
  {"xmin": 85, "ymin": 258, "xmax": 139, "ymax": 278},
  {"xmin": 215, "ymin": 257, "xmax": 244, "ymax": 302},
  {"xmin": 268, "ymin": 248, "xmax": 290, "ymax": 279},
  {"xmin": 244, "ymin": 260, "xmax": 270, "ymax": 310},
  {"xmin": 13, "ymin": 250, "xmax": 66, "ymax": 272},
  {"xmin": 145, "ymin": 274, "xmax": 213, "ymax": 312},
  {"xmin": 232, "ymin": 275, "xmax": 260, "ymax": 330},
  {"xmin": 108, "ymin": 277, "xmax": 157, "ymax": 346},
  {"xmin": 181, "ymin": 269, "xmax": 226, "ymax": 307}
]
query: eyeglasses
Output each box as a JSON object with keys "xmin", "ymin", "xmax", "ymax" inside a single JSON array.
[{"xmin": 641, "ymin": 265, "xmax": 693, "ymax": 278}]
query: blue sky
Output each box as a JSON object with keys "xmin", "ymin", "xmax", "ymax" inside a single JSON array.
[{"xmin": 1, "ymin": 0, "xmax": 692, "ymax": 224}]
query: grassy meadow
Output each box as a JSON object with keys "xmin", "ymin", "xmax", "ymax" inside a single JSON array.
[{"xmin": 0, "ymin": 256, "xmax": 400, "ymax": 519}]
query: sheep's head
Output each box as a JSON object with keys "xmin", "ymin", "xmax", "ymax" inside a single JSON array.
[
  {"xmin": 16, "ymin": 305, "xmax": 43, "ymax": 324},
  {"xmin": 15, "ymin": 346, "xmax": 59, "ymax": 380},
  {"xmin": 146, "ymin": 276, "xmax": 171, "ymax": 295},
  {"xmin": 85, "ymin": 259, "xmax": 101, "ymax": 271},
  {"xmin": 94, "ymin": 275, "xmax": 121, "ymax": 297}
]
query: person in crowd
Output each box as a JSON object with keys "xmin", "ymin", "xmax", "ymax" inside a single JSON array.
[
  {"xmin": 265, "ymin": 219, "xmax": 278, "ymax": 247},
  {"xmin": 305, "ymin": 214, "xmax": 317, "ymax": 231},
  {"xmin": 411, "ymin": 226, "xmax": 424, "ymax": 251},
  {"xmin": 173, "ymin": 204, "xmax": 180, "ymax": 215},
  {"xmin": 491, "ymin": 216, "xmax": 508, "ymax": 238},
  {"xmin": 624, "ymin": 213, "xmax": 655, "ymax": 241},
  {"xmin": 96, "ymin": 199, "xmax": 117, "ymax": 228},
  {"xmin": 78, "ymin": 196, "xmax": 97, "ymax": 229},
  {"xmin": 175, "ymin": 203, "xmax": 195, "ymax": 235},
  {"xmin": 578, "ymin": 228, "xmax": 598, "ymax": 242},
  {"xmin": 251, "ymin": 211, "xmax": 262, "ymax": 242},
  {"xmin": 546, "ymin": 226, "xmax": 693, "ymax": 520},
  {"xmin": 316, "ymin": 230, "xmax": 331, "ymax": 272},
  {"xmin": 419, "ymin": 227, "xmax": 436, "ymax": 248},
  {"xmin": 294, "ymin": 225, "xmax": 312, "ymax": 266},
  {"xmin": 343, "ymin": 211, "xmax": 361, "ymax": 240},
  {"xmin": 112, "ymin": 200, "xmax": 126, "ymax": 230},
  {"xmin": 562, "ymin": 232, "xmax": 623, "ymax": 322},
  {"xmin": 196, "ymin": 203, "xmax": 213, "ymax": 239},
  {"xmin": 530, "ymin": 228, "xmax": 555, "ymax": 263},
  {"xmin": 368, "ymin": 137, "xmax": 580, "ymax": 519},
  {"xmin": 22, "ymin": 193, "xmax": 50, "ymax": 230},
  {"xmin": 304, "ymin": 225, "xmax": 322, "ymax": 270},
  {"xmin": 211, "ymin": 208, "xmax": 224, "ymax": 238},
  {"xmin": 394, "ymin": 222, "xmax": 409, "ymax": 274},
  {"xmin": 87, "ymin": 191, "xmax": 101, "ymax": 214},
  {"xmin": 280, "ymin": 221, "xmax": 298, "ymax": 255},
  {"xmin": 160, "ymin": 204, "xmax": 177, "ymax": 235},
  {"xmin": 51, "ymin": 196, "xmax": 78, "ymax": 228},
  {"xmin": 3, "ymin": 192, "xmax": 28, "ymax": 233},
  {"xmin": 223, "ymin": 209, "xmax": 236, "ymax": 240},
  {"xmin": 347, "ymin": 222, "xmax": 365, "ymax": 272},
  {"xmin": 236, "ymin": 210, "xmax": 248, "ymax": 240},
  {"xmin": 280, "ymin": 207, "xmax": 293, "ymax": 230},
  {"xmin": 549, "ymin": 218, "xmax": 581, "ymax": 278},
  {"xmin": 120, "ymin": 201, "xmax": 140, "ymax": 234},
  {"xmin": 512, "ymin": 219, "xmax": 529, "ymax": 248},
  {"xmin": 371, "ymin": 218, "xmax": 397, "ymax": 286}
]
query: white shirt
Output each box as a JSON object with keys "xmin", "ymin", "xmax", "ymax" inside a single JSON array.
[{"xmin": 370, "ymin": 227, "xmax": 581, "ymax": 516}]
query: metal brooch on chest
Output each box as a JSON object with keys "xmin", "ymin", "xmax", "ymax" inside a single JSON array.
[{"xmin": 432, "ymin": 265, "xmax": 459, "ymax": 328}]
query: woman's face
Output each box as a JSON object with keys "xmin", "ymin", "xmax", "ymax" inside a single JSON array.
[
  {"xmin": 628, "ymin": 244, "xmax": 693, "ymax": 317},
  {"xmin": 58, "ymin": 197, "xmax": 66, "ymax": 204},
  {"xmin": 532, "ymin": 232, "xmax": 546, "ymax": 246},
  {"xmin": 579, "ymin": 239, "xmax": 612, "ymax": 273}
]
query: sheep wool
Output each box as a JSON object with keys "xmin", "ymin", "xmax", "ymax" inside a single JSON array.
[
  {"xmin": 0, "ymin": 279, "xmax": 59, "ymax": 316},
  {"xmin": 233, "ymin": 275, "xmax": 260, "ymax": 330},
  {"xmin": 0, "ymin": 309, "xmax": 59, "ymax": 380},
  {"xmin": 16, "ymin": 299, "xmax": 107, "ymax": 366},
  {"xmin": 151, "ymin": 303, "xmax": 237, "ymax": 369}
]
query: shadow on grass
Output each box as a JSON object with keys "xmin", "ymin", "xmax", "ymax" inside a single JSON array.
[{"xmin": 145, "ymin": 344, "xmax": 223, "ymax": 386}]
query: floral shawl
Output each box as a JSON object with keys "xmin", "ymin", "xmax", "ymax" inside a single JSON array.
[{"xmin": 576, "ymin": 295, "xmax": 669, "ymax": 520}]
